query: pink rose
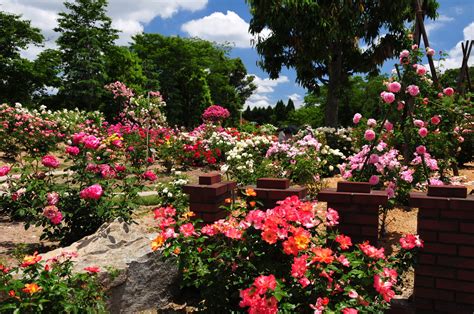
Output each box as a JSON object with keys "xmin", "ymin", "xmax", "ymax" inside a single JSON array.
[
  {"xmin": 43, "ymin": 205, "xmax": 63, "ymax": 225},
  {"xmin": 387, "ymin": 82, "xmax": 401, "ymax": 93},
  {"xmin": 179, "ymin": 223, "xmax": 195, "ymax": 237},
  {"xmin": 0, "ymin": 166, "xmax": 11, "ymax": 177},
  {"xmin": 413, "ymin": 119, "xmax": 424, "ymax": 127},
  {"xmin": 406, "ymin": 85, "xmax": 420, "ymax": 96},
  {"xmin": 367, "ymin": 119, "xmax": 377, "ymax": 127},
  {"xmin": 418, "ymin": 127, "xmax": 428, "ymax": 138},
  {"xmin": 143, "ymin": 170, "xmax": 157, "ymax": 181},
  {"xmin": 412, "ymin": 44, "xmax": 419, "ymax": 50},
  {"xmin": 83, "ymin": 135, "xmax": 100, "ymax": 150},
  {"xmin": 384, "ymin": 121, "xmax": 393, "ymax": 131},
  {"xmin": 46, "ymin": 192, "xmax": 59, "ymax": 205},
  {"xmin": 416, "ymin": 145, "xmax": 427, "ymax": 155},
  {"xmin": 430, "ymin": 115, "xmax": 440, "ymax": 125},
  {"xmin": 66, "ymin": 146, "xmax": 80, "ymax": 156},
  {"xmin": 443, "ymin": 87, "xmax": 454, "ymax": 96},
  {"xmin": 397, "ymin": 101, "xmax": 405, "ymax": 111},
  {"xmin": 381, "ymin": 92, "xmax": 395, "ymax": 104},
  {"xmin": 72, "ymin": 132, "xmax": 86, "ymax": 144},
  {"xmin": 369, "ymin": 175, "xmax": 380, "ymax": 185},
  {"xmin": 342, "ymin": 308, "xmax": 358, "ymax": 314},
  {"xmin": 42, "ymin": 155, "xmax": 60, "ymax": 168},
  {"xmin": 364, "ymin": 129, "xmax": 376, "ymax": 141},
  {"xmin": 80, "ymin": 184, "xmax": 103, "ymax": 200},
  {"xmin": 352, "ymin": 113, "xmax": 362, "ymax": 124},
  {"xmin": 426, "ymin": 47, "xmax": 435, "ymax": 56},
  {"xmin": 416, "ymin": 65, "xmax": 427, "ymax": 76},
  {"xmin": 369, "ymin": 154, "xmax": 379, "ymax": 164},
  {"xmin": 399, "ymin": 50, "xmax": 409, "ymax": 58}
]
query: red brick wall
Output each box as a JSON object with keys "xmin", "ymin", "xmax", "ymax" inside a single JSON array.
[{"xmin": 410, "ymin": 185, "xmax": 474, "ymax": 313}]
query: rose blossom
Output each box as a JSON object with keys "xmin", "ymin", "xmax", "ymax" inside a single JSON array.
[
  {"xmin": 418, "ymin": 127, "xmax": 428, "ymax": 138},
  {"xmin": 384, "ymin": 121, "xmax": 393, "ymax": 131},
  {"xmin": 66, "ymin": 146, "xmax": 80, "ymax": 156},
  {"xmin": 143, "ymin": 170, "xmax": 157, "ymax": 181},
  {"xmin": 364, "ymin": 129, "xmax": 376, "ymax": 141},
  {"xmin": 413, "ymin": 119, "xmax": 424, "ymax": 127},
  {"xmin": 79, "ymin": 184, "xmax": 103, "ymax": 200},
  {"xmin": 416, "ymin": 145, "xmax": 427, "ymax": 155},
  {"xmin": 353, "ymin": 113, "xmax": 362, "ymax": 124},
  {"xmin": 406, "ymin": 85, "xmax": 420, "ymax": 96},
  {"xmin": 416, "ymin": 65, "xmax": 427, "ymax": 76},
  {"xmin": 431, "ymin": 115, "xmax": 441, "ymax": 125},
  {"xmin": 42, "ymin": 155, "xmax": 60, "ymax": 168},
  {"xmin": 367, "ymin": 119, "xmax": 377, "ymax": 127},
  {"xmin": 381, "ymin": 92, "xmax": 395, "ymax": 104},
  {"xmin": 369, "ymin": 175, "xmax": 380, "ymax": 185},
  {"xmin": 443, "ymin": 87, "xmax": 454, "ymax": 96},
  {"xmin": 426, "ymin": 47, "xmax": 435, "ymax": 56},
  {"xmin": 397, "ymin": 101, "xmax": 405, "ymax": 111},
  {"xmin": 0, "ymin": 166, "xmax": 11, "ymax": 176},
  {"xmin": 46, "ymin": 192, "xmax": 59, "ymax": 205},
  {"xmin": 83, "ymin": 135, "xmax": 100, "ymax": 149},
  {"xmin": 387, "ymin": 81, "xmax": 401, "ymax": 93}
]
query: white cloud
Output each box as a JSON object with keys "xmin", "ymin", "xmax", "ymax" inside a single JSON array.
[
  {"xmin": 1, "ymin": 0, "xmax": 208, "ymax": 58},
  {"xmin": 425, "ymin": 14, "xmax": 454, "ymax": 37},
  {"xmin": 245, "ymin": 75, "xmax": 289, "ymax": 109},
  {"xmin": 437, "ymin": 22, "xmax": 474, "ymax": 71},
  {"xmin": 181, "ymin": 10, "xmax": 270, "ymax": 48},
  {"xmin": 287, "ymin": 93, "xmax": 304, "ymax": 108}
]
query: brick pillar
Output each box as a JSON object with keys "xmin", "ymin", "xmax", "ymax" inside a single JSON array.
[
  {"xmin": 410, "ymin": 185, "xmax": 474, "ymax": 313},
  {"xmin": 245, "ymin": 178, "xmax": 307, "ymax": 209},
  {"xmin": 317, "ymin": 181, "xmax": 387, "ymax": 245},
  {"xmin": 182, "ymin": 173, "xmax": 236, "ymax": 223}
]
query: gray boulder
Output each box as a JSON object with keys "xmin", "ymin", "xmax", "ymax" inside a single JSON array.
[{"xmin": 41, "ymin": 218, "xmax": 179, "ymax": 313}]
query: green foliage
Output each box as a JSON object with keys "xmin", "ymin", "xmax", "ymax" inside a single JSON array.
[
  {"xmin": 0, "ymin": 254, "xmax": 106, "ymax": 313},
  {"xmin": 0, "ymin": 11, "xmax": 54, "ymax": 106},
  {"xmin": 54, "ymin": 0, "xmax": 119, "ymax": 112},
  {"xmin": 246, "ymin": 0, "xmax": 438, "ymax": 126},
  {"xmin": 131, "ymin": 34, "xmax": 256, "ymax": 127},
  {"xmin": 287, "ymin": 105, "xmax": 324, "ymax": 128}
]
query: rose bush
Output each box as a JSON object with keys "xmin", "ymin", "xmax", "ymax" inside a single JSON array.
[{"xmin": 152, "ymin": 195, "xmax": 422, "ymax": 313}]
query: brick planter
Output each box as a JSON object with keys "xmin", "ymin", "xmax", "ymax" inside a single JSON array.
[
  {"xmin": 410, "ymin": 185, "xmax": 474, "ymax": 313},
  {"xmin": 317, "ymin": 181, "xmax": 387, "ymax": 245},
  {"xmin": 244, "ymin": 178, "xmax": 307, "ymax": 209},
  {"xmin": 182, "ymin": 173, "xmax": 236, "ymax": 223}
]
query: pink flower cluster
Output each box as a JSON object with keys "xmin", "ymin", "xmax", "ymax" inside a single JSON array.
[
  {"xmin": 79, "ymin": 184, "xmax": 103, "ymax": 200},
  {"xmin": 0, "ymin": 166, "xmax": 11, "ymax": 176},
  {"xmin": 239, "ymin": 274, "xmax": 278, "ymax": 314},
  {"xmin": 399, "ymin": 234, "xmax": 424, "ymax": 250},
  {"xmin": 42, "ymin": 155, "xmax": 60, "ymax": 168},
  {"xmin": 43, "ymin": 205, "xmax": 63, "ymax": 225},
  {"xmin": 201, "ymin": 105, "xmax": 230, "ymax": 123},
  {"xmin": 374, "ymin": 268, "xmax": 398, "ymax": 302}
]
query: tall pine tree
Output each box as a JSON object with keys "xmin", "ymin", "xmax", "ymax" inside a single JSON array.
[{"xmin": 55, "ymin": 0, "xmax": 118, "ymax": 111}]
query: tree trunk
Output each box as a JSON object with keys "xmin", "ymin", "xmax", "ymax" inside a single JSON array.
[{"xmin": 325, "ymin": 49, "xmax": 343, "ymax": 127}]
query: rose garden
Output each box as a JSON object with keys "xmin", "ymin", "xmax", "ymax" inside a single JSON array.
[{"xmin": 1, "ymin": 1, "xmax": 474, "ymax": 313}]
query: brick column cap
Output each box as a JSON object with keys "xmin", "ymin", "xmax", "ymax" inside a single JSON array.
[
  {"xmin": 318, "ymin": 188, "xmax": 388, "ymax": 205},
  {"xmin": 409, "ymin": 191, "xmax": 474, "ymax": 210},
  {"xmin": 183, "ymin": 181, "xmax": 236, "ymax": 197},
  {"xmin": 198, "ymin": 172, "xmax": 222, "ymax": 185},
  {"xmin": 257, "ymin": 178, "xmax": 290, "ymax": 189},
  {"xmin": 427, "ymin": 185, "xmax": 467, "ymax": 198}
]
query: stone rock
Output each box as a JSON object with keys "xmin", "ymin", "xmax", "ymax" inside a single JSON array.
[{"xmin": 41, "ymin": 218, "xmax": 179, "ymax": 313}]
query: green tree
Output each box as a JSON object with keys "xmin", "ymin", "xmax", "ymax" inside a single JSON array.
[
  {"xmin": 272, "ymin": 99, "xmax": 287, "ymax": 125},
  {"xmin": 247, "ymin": 0, "xmax": 438, "ymax": 126},
  {"xmin": 55, "ymin": 0, "xmax": 119, "ymax": 111},
  {"xmin": 0, "ymin": 11, "xmax": 44, "ymax": 105},
  {"xmin": 131, "ymin": 34, "xmax": 256, "ymax": 127},
  {"xmin": 286, "ymin": 98, "xmax": 295, "ymax": 114}
]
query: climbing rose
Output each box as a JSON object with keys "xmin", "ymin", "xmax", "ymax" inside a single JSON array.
[
  {"xmin": 80, "ymin": 184, "xmax": 103, "ymax": 200},
  {"xmin": 406, "ymin": 85, "xmax": 420, "ymax": 96},
  {"xmin": 353, "ymin": 113, "xmax": 362, "ymax": 124},
  {"xmin": 381, "ymin": 92, "xmax": 395, "ymax": 104},
  {"xmin": 367, "ymin": 118, "xmax": 377, "ymax": 127},
  {"xmin": 426, "ymin": 47, "xmax": 435, "ymax": 56},
  {"xmin": 413, "ymin": 119, "xmax": 424, "ymax": 127},
  {"xmin": 46, "ymin": 192, "xmax": 59, "ymax": 205},
  {"xmin": 202, "ymin": 105, "xmax": 230, "ymax": 122},
  {"xmin": 416, "ymin": 65, "xmax": 427, "ymax": 76},
  {"xmin": 387, "ymin": 82, "xmax": 401, "ymax": 93},
  {"xmin": 443, "ymin": 87, "xmax": 454, "ymax": 96},
  {"xmin": 179, "ymin": 223, "xmax": 195, "ymax": 237},
  {"xmin": 0, "ymin": 166, "xmax": 11, "ymax": 176},
  {"xmin": 418, "ymin": 127, "xmax": 428, "ymax": 138},
  {"xmin": 342, "ymin": 309, "xmax": 358, "ymax": 314},
  {"xmin": 42, "ymin": 155, "xmax": 60, "ymax": 168},
  {"xmin": 364, "ymin": 129, "xmax": 376, "ymax": 141}
]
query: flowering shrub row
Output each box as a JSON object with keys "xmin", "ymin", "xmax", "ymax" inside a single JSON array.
[{"xmin": 152, "ymin": 195, "xmax": 423, "ymax": 312}]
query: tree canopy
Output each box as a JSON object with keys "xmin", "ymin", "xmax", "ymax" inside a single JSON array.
[{"xmin": 246, "ymin": 0, "xmax": 438, "ymax": 126}]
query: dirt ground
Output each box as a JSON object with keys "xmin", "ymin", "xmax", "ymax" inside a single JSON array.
[{"xmin": 0, "ymin": 165, "xmax": 473, "ymax": 305}]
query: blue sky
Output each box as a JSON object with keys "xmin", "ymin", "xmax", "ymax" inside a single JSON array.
[{"xmin": 4, "ymin": 0, "xmax": 473, "ymax": 109}]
